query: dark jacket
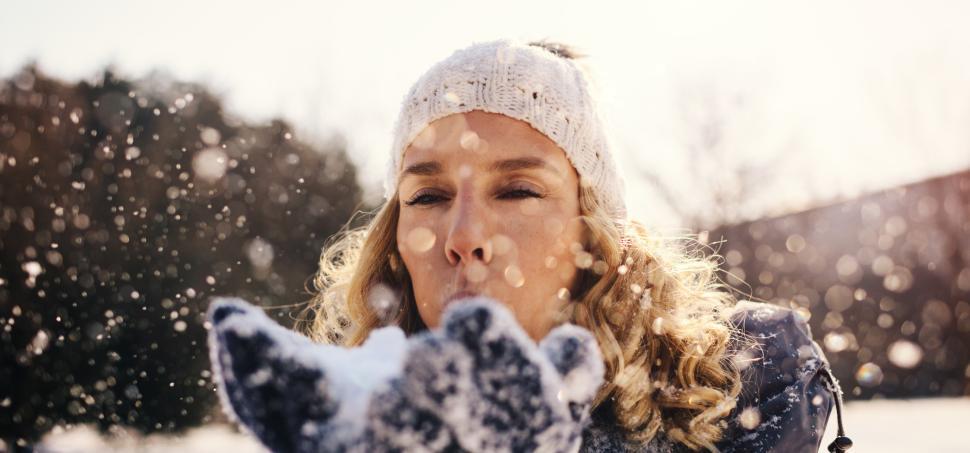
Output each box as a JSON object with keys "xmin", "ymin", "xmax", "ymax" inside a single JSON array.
[{"xmin": 581, "ymin": 301, "xmax": 851, "ymax": 453}]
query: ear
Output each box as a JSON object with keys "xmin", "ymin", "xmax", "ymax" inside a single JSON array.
[{"xmin": 206, "ymin": 297, "xmax": 340, "ymax": 453}]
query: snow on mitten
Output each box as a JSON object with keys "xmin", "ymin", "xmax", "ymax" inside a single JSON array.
[
  {"xmin": 363, "ymin": 297, "xmax": 604, "ymax": 452},
  {"xmin": 206, "ymin": 297, "xmax": 407, "ymax": 452},
  {"xmin": 207, "ymin": 296, "xmax": 604, "ymax": 453}
]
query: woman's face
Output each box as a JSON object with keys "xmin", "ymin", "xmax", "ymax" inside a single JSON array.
[{"xmin": 396, "ymin": 110, "xmax": 584, "ymax": 341}]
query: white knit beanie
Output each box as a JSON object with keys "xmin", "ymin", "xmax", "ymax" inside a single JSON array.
[{"xmin": 385, "ymin": 38, "xmax": 627, "ymax": 223}]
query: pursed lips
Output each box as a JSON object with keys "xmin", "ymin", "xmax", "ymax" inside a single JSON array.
[{"xmin": 443, "ymin": 290, "xmax": 481, "ymax": 308}]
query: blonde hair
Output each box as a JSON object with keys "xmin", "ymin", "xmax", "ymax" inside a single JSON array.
[{"xmin": 298, "ymin": 184, "xmax": 752, "ymax": 451}]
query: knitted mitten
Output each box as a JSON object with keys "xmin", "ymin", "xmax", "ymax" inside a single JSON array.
[{"xmin": 207, "ymin": 296, "xmax": 604, "ymax": 453}]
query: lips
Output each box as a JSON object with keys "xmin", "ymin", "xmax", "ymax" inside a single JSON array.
[{"xmin": 444, "ymin": 290, "xmax": 480, "ymax": 307}]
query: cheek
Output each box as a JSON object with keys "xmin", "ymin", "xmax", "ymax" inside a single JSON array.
[
  {"xmin": 505, "ymin": 213, "xmax": 583, "ymax": 289},
  {"xmin": 397, "ymin": 217, "xmax": 447, "ymax": 324},
  {"xmin": 397, "ymin": 210, "xmax": 439, "ymax": 262},
  {"xmin": 397, "ymin": 225, "xmax": 437, "ymax": 284}
]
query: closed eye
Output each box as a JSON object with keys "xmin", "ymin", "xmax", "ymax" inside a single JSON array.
[
  {"xmin": 499, "ymin": 188, "xmax": 544, "ymax": 200},
  {"xmin": 403, "ymin": 187, "xmax": 544, "ymax": 207},
  {"xmin": 404, "ymin": 192, "xmax": 449, "ymax": 206}
]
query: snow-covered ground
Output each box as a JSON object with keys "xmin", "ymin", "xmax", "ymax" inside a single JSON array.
[
  {"xmin": 820, "ymin": 397, "xmax": 969, "ymax": 453},
  {"xmin": 26, "ymin": 397, "xmax": 969, "ymax": 452},
  {"xmin": 32, "ymin": 424, "xmax": 267, "ymax": 453}
]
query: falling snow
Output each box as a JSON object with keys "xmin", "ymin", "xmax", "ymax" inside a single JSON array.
[
  {"xmin": 1, "ymin": 29, "xmax": 968, "ymax": 451},
  {"xmin": 0, "ymin": 66, "xmax": 363, "ymax": 446}
]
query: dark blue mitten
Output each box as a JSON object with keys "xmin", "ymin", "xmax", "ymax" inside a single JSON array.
[
  {"xmin": 363, "ymin": 297, "xmax": 604, "ymax": 452},
  {"xmin": 207, "ymin": 299, "xmax": 339, "ymax": 452},
  {"xmin": 207, "ymin": 297, "xmax": 408, "ymax": 452},
  {"xmin": 206, "ymin": 296, "xmax": 604, "ymax": 453}
]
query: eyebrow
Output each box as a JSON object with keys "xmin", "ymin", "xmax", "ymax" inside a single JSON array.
[
  {"xmin": 489, "ymin": 157, "xmax": 558, "ymax": 174},
  {"xmin": 401, "ymin": 161, "xmax": 442, "ymax": 178},
  {"xmin": 400, "ymin": 157, "xmax": 560, "ymax": 180}
]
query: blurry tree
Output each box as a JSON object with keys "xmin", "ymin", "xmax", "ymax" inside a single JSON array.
[
  {"xmin": 0, "ymin": 64, "xmax": 362, "ymax": 447},
  {"xmin": 634, "ymin": 80, "xmax": 796, "ymax": 231}
]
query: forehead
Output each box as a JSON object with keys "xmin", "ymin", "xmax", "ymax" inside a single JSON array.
[{"xmin": 400, "ymin": 110, "xmax": 575, "ymax": 172}]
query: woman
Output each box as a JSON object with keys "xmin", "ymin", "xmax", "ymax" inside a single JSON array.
[{"xmin": 211, "ymin": 38, "xmax": 852, "ymax": 452}]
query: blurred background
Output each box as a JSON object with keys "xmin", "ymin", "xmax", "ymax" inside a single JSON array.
[{"xmin": 1, "ymin": 1, "xmax": 967, "ymax": 451}]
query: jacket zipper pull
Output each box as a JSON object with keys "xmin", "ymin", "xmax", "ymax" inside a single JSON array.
[{"xmin": 820, "ymin": 365, "xmax": 853, "ymax": 452}]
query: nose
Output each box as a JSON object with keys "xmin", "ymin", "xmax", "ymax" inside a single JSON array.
[{"xmin": 444, "ymin": 193, "xmax": 493, "ymax": 266}]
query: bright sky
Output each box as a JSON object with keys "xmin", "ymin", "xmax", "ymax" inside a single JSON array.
[{"xmin": 3, "ymin": 0, "xmax": 969, "ymax": 228}]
